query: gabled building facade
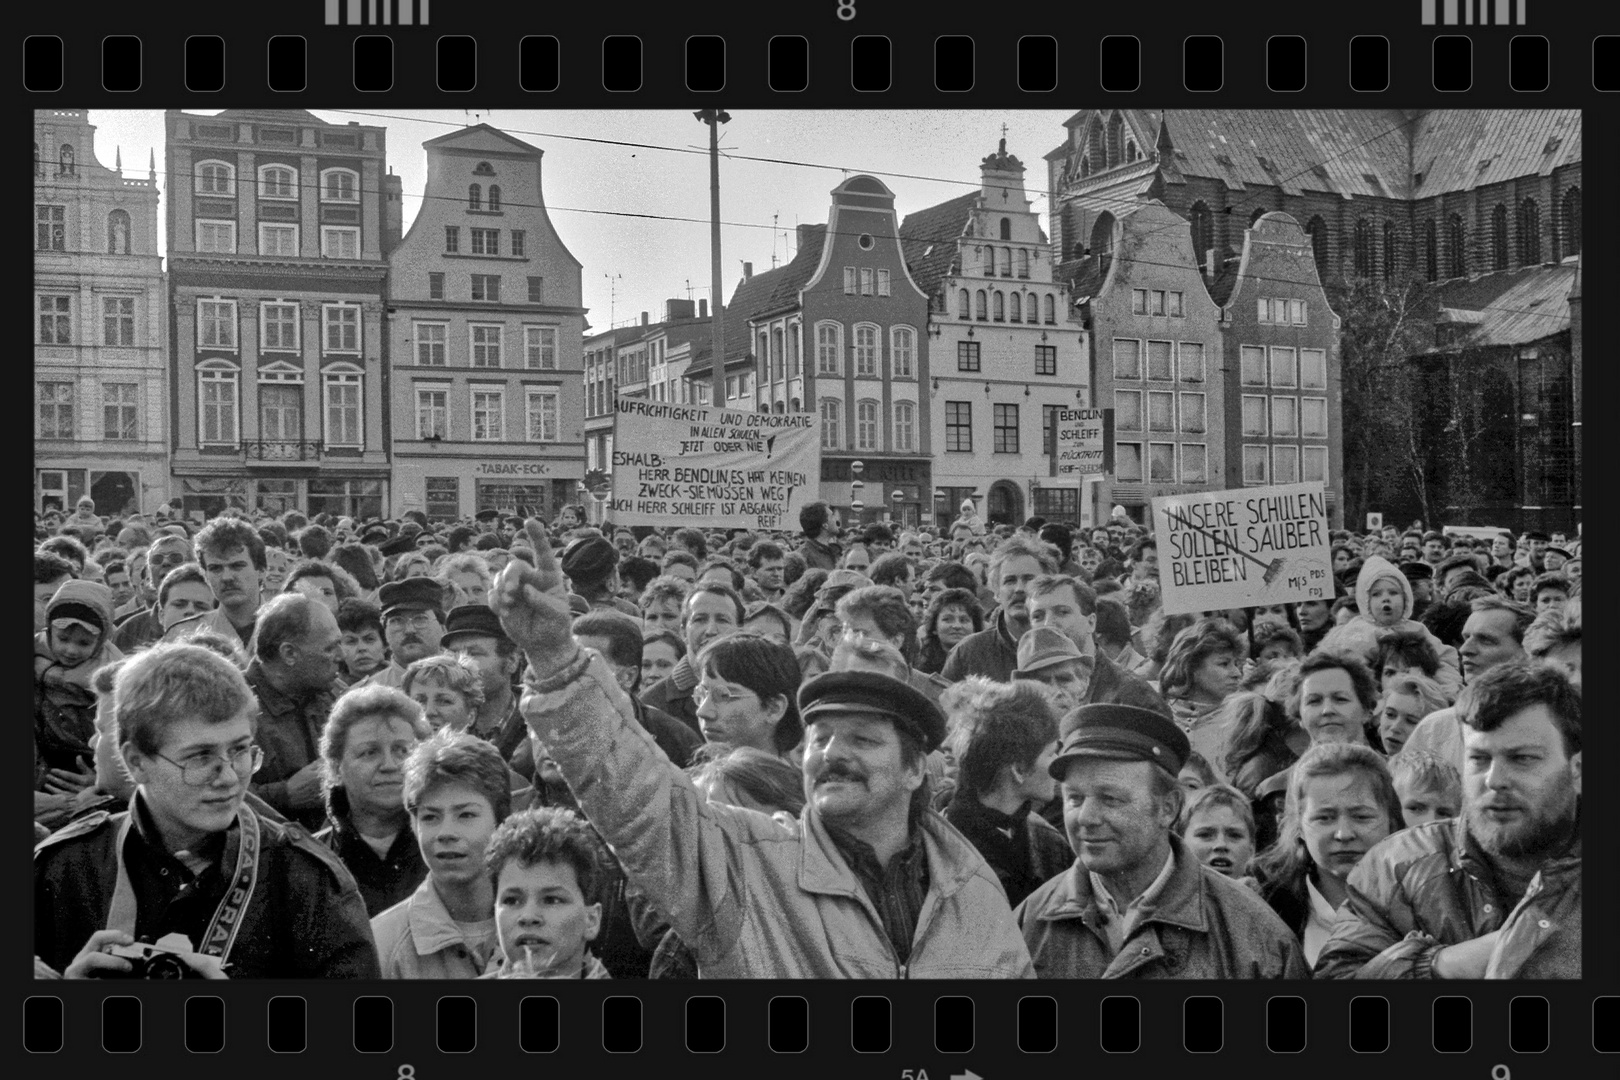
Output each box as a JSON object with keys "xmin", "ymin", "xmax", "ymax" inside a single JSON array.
[
  {"xmin": 165, "ymin": 109, "xmax": 400, "ymax": 520},
  {"xmin": 34, "ymin": 109, "xmax": 167, "ymax": 515},
  {"xmin": 387, "ymin": 124, "xmax": 585, "ymax": 522}
]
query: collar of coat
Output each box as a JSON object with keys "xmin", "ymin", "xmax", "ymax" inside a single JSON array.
[
  {"xmin": 246, "ymin": 659, "xmax": 335, "ymax": 716},
  {"xmin": 1033, "ymin": 833, "xmax": 1211, "ymax": 934},
  {"xmin": 406, "ymin": 876, "xmax": 493, "ymax": 959},
  {"xmin": 1446, "ymin": 808, "xmax": 1582, "ymax": 881},
  {"xmin": 798, "ymin": 805, "xmax": 979, "ymax": 907}
]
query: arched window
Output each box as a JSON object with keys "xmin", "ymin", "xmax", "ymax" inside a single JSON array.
[
  {"xmin": 1090, "ymin": 212, "xmax": 1115, "ymax": 259},
  {"xmin": 893, "ymin": 401, "xmax": 916, "ymax": 452},
  {"xmin": 993, "ymin": 292, "xmax": 1005, "ymax": 321},
  {"xmin": 1027, "ymin": 292, "xmax": 1039, "ymax": 323},
  {"xmin": 195, "ymin": 159, "xmax": 235, "ymax": 195},
  {"xmin": 999, "ymin": 218, "xmax": 1011, "ymax": 240},
  {"xmin": 1009, "ymin": 292, "xmax": 1022, "ymax": 322},
  {"xmin": 852, "ymin": 324, "xmax": 879, "ymax": 377},
  {"xmin": 473, "ymin": 161, "xmax": 496, "ymax": 176},
  {"xmin": 469, "ymin": 184, "xmax": 482, "ymax": 211},
  {"xmin": 488, "ymin": 185, "xmax": 502, "ymax": 212},
  {"xmin": 1044, "ymin": 294, "xmax": 1056, "ymax": 325},
  {"xmin": 1447, "ymin": 213, "xmax": 1466, "ymax": 277},
  {"xmin": 1424, "ymin": 220, "xmax": 1438, "ymax": 282},
  {"xmin": 1382, "ymin": 220, "xmax": 1398, "ymax": 280},
  {"xmin": 1107, "ymin": 113, "xmax": 1123, "ymax": 167},
  {"xmin": 1126, "ymin": 140, "xmax": 1138, "ymax": 162},
  {"xmin": 258, "ymin": 164, "xmax": 297, "ymax": 199},
  {"xmin": 1305, "ymin": 216, "xmax": 1328, "ymax": 278},
  {"xmin": 320, "ymin": 168, "xmax": 358, "ymax": 203},
  {"xmin": 891, "ymin": 326, "xmax": 915, "ymax": 378},
  {"xmin": 1189, "ymin": 201, "xmax": 1214, "ymax": 272},
  {"xmin": 815, "ymin": 321, "xmax": 842, "ymax": 375},
  {"xmin": 1518, "ymin": 198, "xmax": 1540, "ymax": 266},
  {"xmin": 107, "ymin": 209, "xmax": 132, "ymax": 255},
  {"xmin": 975, "ymin": 290, "xmax": 988, "ymax": 321},
  {"xmin": 1087, "ymin": 124, "xmax": 1105, "ymax": 174},
  {"xmin": 1353, "ymin": 218, "xmax": 1374, "ymax": 278},
  {"xmin": 1492, "ymin": 204, "xmax": 1509, "ymax": 271},
  {"xmin": 1017, "ymin": 249, "xmax": 1030, "ymax": 278},
  {"xmin": 1001, "ymin": 246, "xmax": 1012, "ymax": 276},
  {"xmin": 1561, "ymin": 187, "xmax": 1582, "ymax": 257},
  {"xmin": 958, "ymin": 288, "xmax": 971, "ymax": 318},
  {"xmin": 856, "ymin": 400, "xmax": 880, "ymax": 450}
]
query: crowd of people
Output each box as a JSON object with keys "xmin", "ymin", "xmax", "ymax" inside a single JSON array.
[{"xmin": 32, "ymin": 491, "xmax": 1582, "ymax": 980}]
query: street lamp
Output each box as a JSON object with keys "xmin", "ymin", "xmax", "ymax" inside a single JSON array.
[
  {"xmin": 890, "ymin": 488, "xmax": 906, "ymax": 527},
  {"xmin": 849, "ymin": 460, "xmax": 865, "ymax": 519}
]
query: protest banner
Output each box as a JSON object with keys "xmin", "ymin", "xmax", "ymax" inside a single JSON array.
[
  {"xmin": 1152, "ymin": 481, "xmax": 1333, "ymax": 615},
  {"xmin": 1442, "ymin": 524, "xmax": 1510, "ymax": 543},
  {"xmin": 1051, "ymin": 408, "xmax": 1113, "ymax": 478},
  {"xmin": 608, "ymin": 398, "xmax": 821, "ymax": 531}
]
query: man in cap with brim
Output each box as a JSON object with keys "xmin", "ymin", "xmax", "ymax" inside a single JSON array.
[
  {"xmin": 1012, "ymin": 627, "xmax": 1094, "ymax": 716},
  {"xmin": 440, "ymin": 604, "xmax": 529, "ymax": 764},
  {"xmin": 1013, "ymin": 703, "xmax": 1307, "ymax": 979},
  {"xmin": 363, "ymin": 576, "xmax": 447, "ymax": 689},
  {"xmin": 492, "ymin": 518, "xmax": 1035, "ymax": 978},
  {"xmin": 560, "ymin": 535, "xmax": 641, "ymax": 618}
]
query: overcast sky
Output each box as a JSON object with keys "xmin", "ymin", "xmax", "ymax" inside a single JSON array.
[{"xmin": 84, "ymin": 108, "xmax": 1079, "ymax": 332}]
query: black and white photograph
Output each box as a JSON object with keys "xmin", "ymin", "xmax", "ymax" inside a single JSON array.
[{"xmin": 33, "ymin": 106, "xmax": 1581, "ymax": 981}]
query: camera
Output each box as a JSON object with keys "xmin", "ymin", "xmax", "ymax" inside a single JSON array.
[{"xmin": 102, "ymin": 933, "xmax": 213, "ymax": 979}]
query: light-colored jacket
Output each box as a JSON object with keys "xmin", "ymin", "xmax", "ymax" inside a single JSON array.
[
  {"xmin": 371, "ymin": 876, "xmax": 498, "ymax": 979},
  {"xmin": 522, "ymin": 650, "xmax": 1035, "ymax": 979}
]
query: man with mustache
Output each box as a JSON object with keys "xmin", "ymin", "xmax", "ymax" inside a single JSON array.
[
  {"xmin": 363, "ymin": 577, "xmax": 448, "ymax": 690},
  {"xmin": 191, "ymin": 517, "xmax": 267, "ymax": 648},
  {"xmin": 493, "ymin": 520, "xmax": 1034, "ymax": 977},
  {"xmin": 940, "ymin": 536, "xmax": 1059, "ymax": 683},
  {"xmin": 1316, "ymin": 661, "xmax": 1581, "ymax": 978}
]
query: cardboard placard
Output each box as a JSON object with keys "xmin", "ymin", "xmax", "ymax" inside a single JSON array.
[
  {"xmin": 1051, "ymin": 408, "xmax": 1113, "ymax": 478},
  {"xmin": 608, "ymin": 398, "xmax": 821, "ymax": 531},
  {"xmin": 1152, "ymin": 481, "xmax": 1334, "ymax": 615}
]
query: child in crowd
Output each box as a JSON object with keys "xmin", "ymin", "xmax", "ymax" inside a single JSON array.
[
  {"xmin": 1177, "ymin": 750, "xmax": 1218, "ymax": 794},
  {"xmin": 34, "ymin": 581, "xmax": 124, "ymax": 814},
  {"xmin": 1179, "ymin": 783, "xmax": 1258, "ymax": 884},
  {"xmin": 1322, "ymin": 556, "xmax": 1462, "ymax": 696},
  {"xmin": 1388, "ymin": 749, "xmax": 1462, "ymax": 830},
  {"xmin": 480, "ymin": 806, "xmax": 612, "ymax": 979}
]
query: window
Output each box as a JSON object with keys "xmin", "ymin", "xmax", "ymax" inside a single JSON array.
[
  {"xmin": 1302, "ymin": 445, "xmax": 1328, "ymax": 483},
  {"xmin": 1353, "ymin": 218, "xmax": 1374, "ymax": 278},
  {"xmin": 1492, "ymin": 204, "xmax": 1509, "ymax": 271},
  {"xmin": 993, "ymin": 292, "xmax": 1004, "ymax": 321},
  {"xmin": 511, "ymin": 230, "xmax": 525, "ymax": 257},
  {"xmin": 1300, "ymin": 349, "xmax": 1328, "ymax": 390},
  {"xmin": 877, "ymin": 269, "xmax": 891, "ymax": 296},
  {"xmin": 322, "ymin": 304, "xmax": 360, "ymax": 353},
  {"xmin": 1189, "ymin": 201, "xmax": 1214, "ymax": 268},
  {"xmin": 894, "ymin": 401, "xmax": 915, "ymax": 451},
  {"xmin": 1115, "ymin": 442, "xmax": 1143, "ymax": 482},
  {"xmin": 1044, "ymin": 295, "xmax": 1056, "ymax": 324},
  {"xmin": 258, "ymin": 164, "xmax": 297, "ymax": 199},
  {"xmin": 1035, "ymin": 345, "xmax": 1057, "ymax": 376},
  {"xmin": 1290, "ymin": 299, "xmax": 1307, "ymax": 325},
  {"xmin": 844, "ymin": 267, "xmax": 857, "ymax": 295},
  {"xmin": 787, "ymin": 326, "xmax": 799, "ymax": 377},
  {"xmin": 1258, "ymin": 298, "xmax": 1272, "ymax": 323},
  {"xmin": 945, "ymin": 401, "xmax": 973, "ymax": 452},
  {"xmin": 1147, "ymin": 340, "xmax": 1173, "ymax": 381},
  {"xmin": 103, "ymin": 297, "xmax": 135, "ymax": 346},
  {"xmin": 1242, "ymin": 445, "xmax": 1269, "ymax": 485},
  {"xmin": 1425, "ymin": 220, "xmax": 1439, "ymax": 282},
  {"xmin": 36, "ymin": 205, "xmax": 65, "ymax": 251},
  {"xmin": 198, "ymin": 366, "xmax": 239, "ymax": 444},
  {"xmin": 975, "ymin": 290, "xmax": 987, "ymax": 320},
  {"xmin": 1018, "ymin": 250, "xmax": 1030, "ymax": 278},
  {"xmin": 445, "ymin": 226, "xmax": 460, "ymax": 253},
  {"xmin": 1178, "ymin": 341, "xmax": 1204, "ymax": 383},
  {"xmin": 992, "ymin": 402, "xmax": 1021, "ymax": 454},
  {"xmin": 472, "ymin": 388, "xmax": 504, "ymax": 440},
  {"xmin": 1000, "ymin": 218, "xmax": 1012, "ymax": 240},
  {"xmin": 1114, "ymin": 390, "xmax": 1142, "ymax": 431},
  {"xmin": 1271, "ymin": 396, "xmax": 1298, "ymax": 437},
  {"xmin": 820, "ymin": 399, "xmax": 842, "ymax": 450},
  {"xmin": 1179, "ymin": 392, "xmax": 1206, "ymax": 433},
  {"xmin": 1147, "ymin": 391, "xmax": 1175, "ymax": 432},
  {"xmin": 1241, "ymin": 395, "xmax": 1268, "ymax": 437},
  {"xmin": 107, "ymin": 209, "xmax": 132, "ymax": 254},
  {"xmin": 470, "ymin": 325, "xmax": 503, "ymax": 367},
  {"xmin": 1034, "ymin": 487, "xmax": 1079, "ymax": 518},
  {"xmin": 196, "ymin": 220, "xmax": 236, "ymax": 253},
  {"xmin": 260, "ymin": 223, "xmax": 299, "ymax": 256},
  {"xmin": 1001, "ymin": 247, "xmax": 1013, "ymax": 276},
  {"xmin": 1269, "ymin": 346, "xmax": 1297, "ymax": 388},
  {"xmin": 415, "ymin": 322, "xmax": 447, "ymax": 366},
  {"xmin": 957, "ymin": 341, "xmax": 981, "ymax": 373},
  {"xmin": 1151, "ymin": 290, "xmax": 1167, "ymax": 316},
  {"xmin": 471, "ymin": 275, "xmax": 501, "ymax": 302},
  {"xmin": 488, "ymin": 186, "xmax": 501, "ymax": 212},
  {"xmin": 417, "ymin": 388, "xmax": 449, "ymax": 439},
  {"xmin": 471, "ymin": 228, "xmax": 500, "ymax": 255},
  {"xmin": 1447, "ymin": 213, "xmax": 1467, "ymax": 278},
  {"xmin": 321, "ymin": 168, "xmax": 358, "ymax": 203},
  {"xmin": 321, "ymin": 227, "xmax": 359, "ymax": 259},
  {"xmin": 1180, "ymin": 443, "xmax": 1207, "ymax": 484},
  {"xmin": 853, "ymin": 324, "xmax": 878, "ymax": 377},
  {"xmin": 257, "ymin": 381, "xmax": 301, "ymax": 442},
  {"xmin": 1010, "ymin": 293, "xmax": 1021, "ymax": 322},
  {"xmin": 469, "ymin": 184, "xmax": 482, "ymax": 211},
  {"xmin": 1113, "ymin": 339, "xmax": 1142, "ymax": 380},
  {"xmin": 816, "ymin": 322, "xmax": 842, "ymax": 375},
  {"xmin": 1301, "ymin": 397, "xmax": 1328, "ymax": 437},
  {"xmin": 958, "ymin": 289, "xmax": 971, "ymax": 318},
  {"xmin": 38, "ymin": 295, "xmax": 72, "ymax": 345},
  {"xmin": 1272, "ymin": 444, "xmax": 1300, "ymax": 484},
  {"xmin": 1149, "ymin": 443, "xmax": 1176, "ymax": 483},
  {"xmin": 428, "ymin": 272, "xmax": 445, "ymax": 300},
  {"xmin": 1169, "ymin": 291, "xmax": 1184, "ymax": 317},
  {"xmin": 37, "ymin": 382, "xmax": 74, "ymax": 438},
  {"xmin": 856, "ymin": 400, "xmax": 880, "ymax": 450},
  {"xmin": 527, "ymin": 277, "xmax": 543, "ymax": 303},
  {"xmin": 324, "ymin": 370, "xmax": 363, "ymax": 447},
  {"xmin": 891, "ymin": 327, "xmax": 915, "ymax": 378},
  {"xmin": 197, "ymin": 299, "xmax": 237, "ymax": 349},
  {"xmin": 526, "ymin": 390, "xmax": 560, "ymax": 442},
  {"xmin": 525, "ymin": 326, "xmax": 557, "ymax": 369},
  {"xmin": 1518, "ymin": 199, "xmax": 1541, "ymax": 266},
  {"xmin": 195, "ymin": 160, "xmax": 235, "ymax": 195},
  {"xmin": 1383, "ymin": 220, "xmax": 1398, "ymax": 280}
]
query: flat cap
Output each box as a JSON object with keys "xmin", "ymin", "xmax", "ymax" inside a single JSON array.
[
  {"xmin": 798, "ymin": 670, "xmax": 945, "ymax": 753},
  {"xmin": 439, "ymin": 603, "xmax": 510, "ymax": 648},
  {"xmin": 378, "ymin": 534, "xmax": 415, "ymax": 557},
  {"xmin": 1049, "ymin": 702, "xmax": 1190, "ymax": 780},
  {"xmin": 474, "ymin": 508, "xmax": 501, "ymax": 522},
  {"xmin": 561, "ymin": 536, "xmax": 618, "ymax": 584},
  {"xmin": 378, "ymin": 576, "xmax": 445, "ymax": 619},
  {"xmin": 1398, "ymin": 561, "xmax": 1433, "ymax": 581}
]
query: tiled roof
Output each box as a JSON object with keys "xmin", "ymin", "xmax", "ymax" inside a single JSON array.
[
  {"xmin": 1158, "ymin": 110, "xmax": 1415, "ymax": 199},
  {"xmin": 1053, "ymin": 257, "xmax": 1108, "ymax": 300},
  {"xmin": 708, "ymin": 225, "xmax": 828, "ymax": 362},
  {"xmin": 1427, "ymin": 262, "xmax": 1575, "ymax": 351},
  {"xmin": 898, "ymin": 192, "xmax": 980, "ymax": 298},
  {"xmin": 1410, "ymin": 110, "xmax": 1581, "ymax": 197}
]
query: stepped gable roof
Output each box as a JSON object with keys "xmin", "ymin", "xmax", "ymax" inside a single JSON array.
[
  {"xmin": 898, "ymin": 191, "xmax": 979, "ymax": 298},
  {"xmin": 1409, "ymin": 110, "xmax": 1581, "ymax": 197},
  {"xmin": 1427, "ymin": 262, "xmax": 1576, "ymax": 352}
]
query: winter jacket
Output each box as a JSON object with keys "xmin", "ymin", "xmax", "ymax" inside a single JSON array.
[
  {"xmin": 640, "ymin": 656, "xmax": 700, "ymax": 735},
  {"xmin": 798, "ymin": 536, "xmax": 841, "ymax": 572},
  {"xmin": 943, "ymin": 792, "xmax": 1075, "ymax": 909},
  {"xmin": 1313, "ymin": 816, "xmax": 1581, "ymax": 980},
  {"xmin": 940, "ymin": 611, "xmax": 1022, "ymax": 683},
  {"xmin": 479, "ymin": 951, "xmax": 611, "ymax": 979},
  {"xmin": 34, "ymin": 581, "xmax": 124, "ymax": 779},
  {"xmin": 521, "ymin": 649, "xmax": 1036, "ymax": 979},
  {"xmin": 1012, "ymin": 834, "xmax": 1309, "ymax": 979},
  {"xmin": 1320, "ymin": 556, "xmax": 1462, "ymax": 697},
  {"xmin": 245, "ymin": 660, "xmax": 340, "ymax": 831},
  {"xmin": 371, "ymin": 876, "xmax": 500, "ymax": 979},
  {"xmin": 1087, "ymin": 650, "xmax": 1171, "ymax": 715}
]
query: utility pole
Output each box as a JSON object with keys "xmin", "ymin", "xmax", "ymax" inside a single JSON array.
[{"xmin": 695, "ymin": 108, "xmax": 730, "ymax": 409}]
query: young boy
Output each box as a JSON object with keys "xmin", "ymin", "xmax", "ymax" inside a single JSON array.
[
  {"xmin": 34, "ymin": 581, "xmax": 125, "ymax": 815},
  {"xmin": 1388, "ymin": 749, "xmax": 1462, "ymax": 830},
  {"xmin": 337, "ymin": 597, "xmax": 388, "ymax": 682},
  {"xmin": 371, "ymin": 729, "xmax": 512, "ymax": 978},
  {"xmin": 479, "ymin": 806, "xmax": 611, "ymax": 979}
]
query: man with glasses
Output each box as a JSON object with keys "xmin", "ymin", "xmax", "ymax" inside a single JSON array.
[
  {"xmin": 363, "ymin": 577, "xmax": 448, "ymax": 690},
  {"xmin": 34, "ymin": 642, "xmax": 379, "ymax": 978}
]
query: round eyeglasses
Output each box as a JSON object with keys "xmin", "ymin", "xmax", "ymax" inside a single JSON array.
[{"xmin": 153, "ymin": 744, "xmax": 264, "ymax": 787}]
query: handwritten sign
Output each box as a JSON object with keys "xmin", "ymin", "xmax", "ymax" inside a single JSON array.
[
  {"xmin": 609, "ymin": 398, "xmax": 821, "ymax": 531},
  {"xmin": 1051, "ymin": 408, "xmax": 1113, "ymax": 477},
  {"xmin": 1152, "ymin": 481, "xmax": 1333, "ymax": 615}
]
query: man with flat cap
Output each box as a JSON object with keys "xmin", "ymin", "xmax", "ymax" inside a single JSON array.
[
  {"xmin": 492, "ymin": 519, "xmax": 1034, "ymax": 978},
  {"xmin": 561, "ymin": 535, "xmax": 641, "ymax": 618},
  {"xmin": 362, "ymin": 577, "xmax": 447, "ymax": 689},
  {"xmin": 440, "ymin": 604, "xmax": 529, "ymax": 765},
  {"xmin": 1013, "ymin": 703, "xmax": 1307, "ymax": 979}
]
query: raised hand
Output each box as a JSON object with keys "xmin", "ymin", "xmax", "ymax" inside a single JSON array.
[{"xmin": 492, "ymin": 519, "xmax": 581, "ymax": 682}]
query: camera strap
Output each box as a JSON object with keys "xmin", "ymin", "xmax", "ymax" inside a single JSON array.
[{"xmin": 107, "ymin": 801, "xmax": 262, "ymax": 964}]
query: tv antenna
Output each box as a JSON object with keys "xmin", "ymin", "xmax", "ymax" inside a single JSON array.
[{"xmin": 604, "ymin": 273, "xmax": 624, "ymax": 327}]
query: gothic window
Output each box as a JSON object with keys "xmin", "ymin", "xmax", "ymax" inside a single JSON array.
[
  {"xmin": 1518, "ymin": 198, "xmax": 1540, "ymax": 266},
  {"xmin": 1383, "ymin": 220, "xmax": 1398, "ymax": 280},
  {"xmin": 1088, "ymin": 124, "xmax": 1105, "ymax": 174},
  {"xmin": 1447, "ymin": 213, "xmax": 1467, "ymax": 277},
  {"xmin": 1424, "ymin": 220, "xmax": 1438, "ymax": 282},
  {"xmin": 1189, "ymin": 201, "xmax": 1214, "ymax": 271},
  {"xmin": 1353, "ymin": 218, "xmax": 1374, "ymax": 278},
  {"xmin": 1107, "ymin": 114, "xmax": 1123, "ymax": 167},
  {"xmin": 1492, "ymin": 204, "xmax": 1509, "ymax": 271}
]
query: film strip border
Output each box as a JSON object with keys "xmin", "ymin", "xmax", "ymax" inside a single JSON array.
[
  {"xmin": 21, "ymin": 990, "xmax": 1620, "ymax": 1061},
  {"xmin": 20, "ymin": 32, "xmax": 1620, "ymax": 94}
]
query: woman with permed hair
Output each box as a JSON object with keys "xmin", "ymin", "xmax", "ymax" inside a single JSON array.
[
  {"xmin": 1158, "ymin": 618, "xmax": 1248, "ymax": 768},
  {"xmin": 916, "ymin": 587, "xmax": 984, "ymax": 676}
]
